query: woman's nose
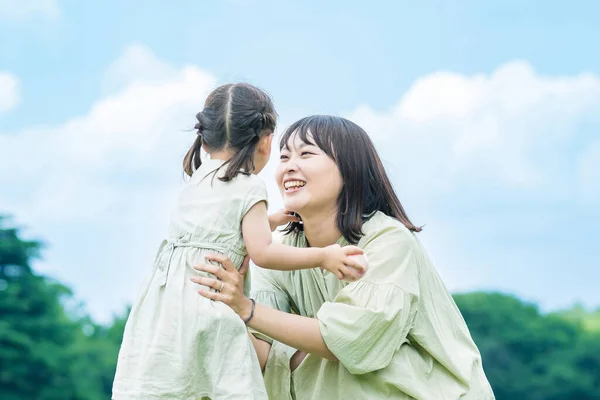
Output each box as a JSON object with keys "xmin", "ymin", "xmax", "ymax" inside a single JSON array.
[{"xmin": 283, "ymin": 159, "xmax": 298, "ymax": 173}]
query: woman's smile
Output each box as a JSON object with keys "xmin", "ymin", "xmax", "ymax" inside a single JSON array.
[
  {"xmin": 276, "ymin": 132, "xmax": 343, "ymax": 214},
  {"xmin": 283, "ymin": 179, "xmax": 306, "ymax": 194}
]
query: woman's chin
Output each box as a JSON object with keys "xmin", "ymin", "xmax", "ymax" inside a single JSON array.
[
  {"xmin": 283, "ymin": 198, "xmax": 305, "ymax": 214},
  {"xmin": 283, "ymin": 203, "xmax": 301, "ymax": 214}
]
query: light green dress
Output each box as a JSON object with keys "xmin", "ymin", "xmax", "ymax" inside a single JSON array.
[
  {"xmin": 251, "ymin": 212, "xmax": 495, "ymax": 400},
  {"xmin": 113, "ymin": 159, "xmax": 268, "ymax": 400}
]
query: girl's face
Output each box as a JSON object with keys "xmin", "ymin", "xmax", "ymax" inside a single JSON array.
[{"xmin": 275, "ymin": 131, "xmax": 342, "ymax": 216}]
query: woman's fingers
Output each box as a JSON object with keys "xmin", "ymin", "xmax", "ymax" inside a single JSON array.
[
  {"xmin": 198, "ymin": 288, "xmax": 223, "ymax": 302},
  {"xmin": 193, "ymin": 262, "xmax": 226, "ymax": 280},
  {"xmin": 204, "ymin": 253, "xmax": 236, "ymax": 272},
  {"xmin": 190, "ymin": 275, "xmax": 219, "ymax": 290},
  {"xmin": 192, "ymin": 254, "xmax": 250, "ymax": 317},
  {"xmin": 194, "ymin": 253, "xmax": 241, "ymax": 283},
  {"xmin": 192, "ymin": 276, "xmax": 233, "ymax": 303}
]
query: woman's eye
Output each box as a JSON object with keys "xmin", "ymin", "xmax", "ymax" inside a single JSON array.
[
  {"xmin": 279, "ymin": 154, "xmax": 289, "ymax": 160},
  {"xmin": 301, "ymin": 151, "xmax": 313, "ymax": 156}
]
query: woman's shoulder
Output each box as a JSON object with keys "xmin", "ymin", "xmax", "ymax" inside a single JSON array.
[
  {"xmin": 357, "ymin": 212, "xmax": 424, "ymax": 289},
  {"xmin": 360, "ymin": 211, "xmax": 416, "ymax": 244}
]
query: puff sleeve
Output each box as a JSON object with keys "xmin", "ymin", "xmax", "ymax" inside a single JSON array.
[{"xmin": 317, "ymin": 224, "xmax": 420, "ymax": 375}]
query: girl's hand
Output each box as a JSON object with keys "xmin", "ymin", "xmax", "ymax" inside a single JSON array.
[
  {"xmin": 191, "ymin": 254, "xmax": 253, "ymax": 319},
  {"xmin": 268, "ymin": 209, "xmax": 300, "ymax": 232},
  {"xmin": 321, "ymin": 244, "xmax": 368, "ymax": 282}
]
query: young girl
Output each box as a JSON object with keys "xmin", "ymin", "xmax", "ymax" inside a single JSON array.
[{"xmin": 112, "ymin": 83, "xmax": 366, "ymax": 400}]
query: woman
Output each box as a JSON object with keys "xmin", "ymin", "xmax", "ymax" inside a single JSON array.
[{"xmin": 192, "ymin": 115, "xmax": 495, "ymax": 399}]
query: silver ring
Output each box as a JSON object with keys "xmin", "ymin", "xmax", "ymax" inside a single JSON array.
[{"xmin": 219, "ymin": 281, "xmax": 224, "ymax": 291}]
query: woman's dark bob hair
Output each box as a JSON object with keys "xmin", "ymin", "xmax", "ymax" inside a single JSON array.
[{"xmin": 280, "ymin": 115, "xmax": 421, "ymax": 244}]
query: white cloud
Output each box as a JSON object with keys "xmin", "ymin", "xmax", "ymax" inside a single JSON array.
[
  {"xmin": 348, "ymin": 61, "xmax": 600, "ymax": 196},
  {"xmin": 578, "ymin": 141, "xmax": 600, "ymax": 206},
  {"xmin": 0, "ymin": 0, "xmax": 60, "ymax": 20},
  {"xmin": 347, "ymin": 61, "xmax": 600, "ymax": 308},
  {"xmin": 0, "ymin": 45, "xmax": 219, "ymax": 322},
  {"xmin": 0, "ymin": 71, "xmax": 20, "ymax": 113},
  {"xmin": 3, "ymin": 51, "xmax": 599, "ymax": 321},
  {"xmin": 101, "ymin": 44, "xmax": 176, "ymax": 95},
  {"xmin": 1, "ymin": 45, "xmax": 216, "ymax": 224}
]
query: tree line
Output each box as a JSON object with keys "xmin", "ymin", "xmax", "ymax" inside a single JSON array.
[{"xmin": 1, "ymin": 216, "xmax": 598, "ymax": 399}]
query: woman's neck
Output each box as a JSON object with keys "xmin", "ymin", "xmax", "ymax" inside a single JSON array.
[{"xmin": 300, "ymin": 207, "xmax": 342, "ymax": 248}]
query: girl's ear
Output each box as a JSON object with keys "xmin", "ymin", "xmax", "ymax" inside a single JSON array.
[{"xmin": 258, "ymin": 133, "xmax": 273, "ymax": 156}]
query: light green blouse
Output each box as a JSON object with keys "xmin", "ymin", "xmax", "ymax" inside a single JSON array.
[{"xmin": 251, "ymin": 212, "xmax": 495, "ymax": 400}]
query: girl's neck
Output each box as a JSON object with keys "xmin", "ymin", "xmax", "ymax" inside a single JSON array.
[
  {"xmin": 301, "ymin": 207, "xmax": 342, "ymax": 248},
  {"xmin": 209, "ymin": 150, "xmax": 235, "ymax": 161}
]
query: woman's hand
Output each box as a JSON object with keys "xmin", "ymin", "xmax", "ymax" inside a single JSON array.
[
  {"xmin": 193, "ymin": 254, "xmax": 338, "ymax": 362},
  {"xmin": 191, "ymin": 254, "xmax": 253, "ymax": 320}
]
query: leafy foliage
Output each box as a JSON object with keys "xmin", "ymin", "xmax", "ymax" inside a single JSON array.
[
  {"xmin": 455, "ymin": 292, "xmax": 600, "ymax": 399},
  {"xmin": 0, "ymin": 217, "xmax": 125, "ymax": 399},
  {"xmin": 1, "ymin": 215, "xmax": 598, "ymax": 399}
]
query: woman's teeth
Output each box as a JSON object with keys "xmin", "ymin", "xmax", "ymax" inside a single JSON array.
[
  {"xmin": 284, "ymin": 180, "xmax": 306, "ymax": 189},
  {"xmin": 284, "ymin": 181, "xmax": 306, "ymax": 192}
]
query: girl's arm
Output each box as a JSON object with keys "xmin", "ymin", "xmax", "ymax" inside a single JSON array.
[
  {"xmin": 268, "ymin": 209, "xmax": 299, "ymax": 232},
  {"xmin": 241, "ymin": 201, "xmax": 364, "ymax": 277},
  {"xmin": 194, "ymin": 221, "xmax": 420, "ymax": 375}
]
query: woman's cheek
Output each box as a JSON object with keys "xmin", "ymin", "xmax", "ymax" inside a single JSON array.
[{"xmin": 274, "ymin": 166, "xmax": 284, "ymax": 190}]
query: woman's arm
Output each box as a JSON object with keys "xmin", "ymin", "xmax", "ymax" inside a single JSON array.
[
  {"xmin": 192, "ymin": 253, "xmax": 338, "ymax": 361},
  {"xmin": 246, "ymin": 300, "xmax": 337, "ymax": 361},
  {"xmin": 195, "ymin": 220, "xmax": 421, "ymax": 376}
]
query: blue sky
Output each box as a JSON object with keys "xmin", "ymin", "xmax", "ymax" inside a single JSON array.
[{"xmin": 1, "ymin": 0, "xmax": 599, "ymax": 323}]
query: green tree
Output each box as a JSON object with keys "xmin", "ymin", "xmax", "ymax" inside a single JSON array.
[
  {"xmin": 554, "ymin": 304, "xmax": 600, "ymax": 334},
  {"xmin": 0, "ymin": 216, "xmax": 81, "ymax": 399},
  {"xmin": 455, "ymin": 292, "xmax": 600, "ymax": 400},
  {"xmin": 3, "ymin": 214, "xmax": 600, "ymax": 399},
  {"xmin": 0, "ymin": 216, "xmax": 128, "ymax": 399},
  {"xmin": 67, "ymin": 310, "xmax": 128, "ymax": 398}
]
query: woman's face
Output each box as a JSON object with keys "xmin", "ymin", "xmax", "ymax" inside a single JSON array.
[{"xmin": 275, "ymin": 131, "xmax": 343, "ymax": 216}]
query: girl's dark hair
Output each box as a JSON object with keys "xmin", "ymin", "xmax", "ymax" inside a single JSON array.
[
  {"xmin": 280, "ymin": 115, "xmax": 421, "ymax": 244},
  {"xmin": 183, "ymin": 83, "xmax": 277, "ymax": 181}
]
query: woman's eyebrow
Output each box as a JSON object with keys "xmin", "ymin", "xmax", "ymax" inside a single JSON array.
[
  {"xmin": 297, "ymin": 141, "xmax": 316, "ymax": 149},
  {"xmin": 283, "ymin": 140, "xmax": 316, "ymax": 151}
]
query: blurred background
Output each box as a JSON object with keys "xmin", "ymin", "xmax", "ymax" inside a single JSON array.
[{"xmin": 1, "ymin": 1, "xmax": 599, "ymax": 398}]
